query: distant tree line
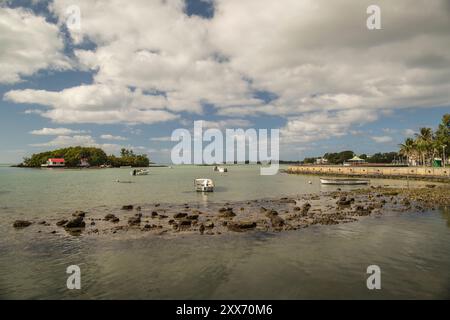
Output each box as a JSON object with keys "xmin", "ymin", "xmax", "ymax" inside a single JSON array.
[
  {"xmin": 22, "ymin": 147, "xmax": 150, "ymax": 168},
  {"xmin": 301, "ymin": 114, "xmax": 449, "ymax": 166}
]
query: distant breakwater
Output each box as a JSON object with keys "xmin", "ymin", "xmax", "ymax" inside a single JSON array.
[{"xmin": 286, "ymin": 165, "xmax": 450, "ymax": 182}]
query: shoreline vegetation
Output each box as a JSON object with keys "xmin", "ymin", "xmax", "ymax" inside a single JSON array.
[
  {"xmin": 15, "ymin": 147, "xmax": 150, "ymax": 168},
  {"xmin": 300, "ymin": 114, "xmax": 449, "ymax": 167},
  {"xmin": 11, "ymin": 184, "xmax": 450, "ymax": 237}
]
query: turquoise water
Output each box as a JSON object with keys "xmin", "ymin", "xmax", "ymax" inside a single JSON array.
[{"xmin": 0, "ymin": 165, "xmax": 449, "ymax": 299}]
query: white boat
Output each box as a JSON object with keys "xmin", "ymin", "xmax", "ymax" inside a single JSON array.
[
  {"xmin": 130, "ymin": 169, "xmax": 150, "ymax": 176},
  {"xmin": 320, "ymin": 178, "xmax": 370, "ymax": 185},
  {"xmin": 194, "ymin": 178, "xmax": 214, "ymax": 192},
  {"xmin": 214, "ymin": 166, "xmax": 228, "ymax": 173}
]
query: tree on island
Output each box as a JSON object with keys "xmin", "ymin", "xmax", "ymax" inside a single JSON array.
[{"xmin": 22, "ymin": 147, "xmax": 150, "ymax": 168}]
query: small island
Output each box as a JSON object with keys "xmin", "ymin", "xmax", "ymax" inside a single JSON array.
[{"xmin": 16, "ymin": 147, "xmax": 150, "ymax": 168}]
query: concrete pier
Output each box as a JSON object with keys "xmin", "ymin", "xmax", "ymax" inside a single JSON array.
[{"xmin": 286, "ymin": 165, "xmax": 450, "ymax": 180}]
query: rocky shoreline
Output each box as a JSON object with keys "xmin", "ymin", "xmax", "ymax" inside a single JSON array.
[{"xmin": 11, "ymin": 185, "xmax": 450, "ymax": 238}]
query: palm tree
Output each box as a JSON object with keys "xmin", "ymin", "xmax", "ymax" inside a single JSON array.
[
  {"xmin": 399, "ymin": 138, "xmax": 415, "ymax": 165},
  {"xmin": 415, "ymin": 128, "xmax": 433, "ymax": 166}
]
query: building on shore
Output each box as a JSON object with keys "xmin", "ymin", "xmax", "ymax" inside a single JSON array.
[
  {"xmin": 41, "ymin": 158, "xmax": 65, "ymax": 168},
  {"xmin": 343, "ymin": 156, "xmax": 366, "ymax": 166}
]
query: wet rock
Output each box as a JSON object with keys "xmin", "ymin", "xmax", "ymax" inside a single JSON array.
[
  {"xmin": 354, "ymin": 205, "xmax": 371, "ymax": 216},
  {"xmin": 72, "ymin": 211, "xmax": 86, "ymax": 218},
  {"xmin": 199, "ymin": 224, "xmax": 205, "ymax": 235},
  {"xmin": 204, "ymin": 221, "xmax": 214, "ymax": 229},
  {"xmin": 13, "ymin": 220, "xmax": 32, "ymax": 228},
  {"xmin": 65, "ymin": 217, "xmax": 86, "ymax": 229},
  {"xmin": 178, "ymin": 219, "xmax": 192, "ymax": 230},
  {"xmin": 265, "ymin": 210, "xmax": 278, "ymax": 218},
  {"xmin": 56, "ymin": 219, "xmax": 68, "ymax": 227},
  {"xmin": 121, "ymin": 205, "xmax": 134, "ymax": 210},
  {"xmin": 174, "ymin": 213, "xmax": 188, "ymax": 219},
  {"xmin": 128, "ymin": 216, "xmax": 141, "ymax": 226},
  {"xmin": 227, "ymin": 221, "xmax": 257, "ymax": 232},
  {"xmin": 337, "ymin": 196, "xmax": 354, "ymax": 206},
  {"xmin": 218, "ymin": 208, "xmax": 236, "ymax": 218},
  {"xmin": 270, "ymin": 216, "xmax": 285, "ymax": 228}
]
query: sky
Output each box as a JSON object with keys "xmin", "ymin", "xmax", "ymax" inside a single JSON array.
[{"xmin": 0, "ymin": 0, "xmax": 449, "ymax": 163}]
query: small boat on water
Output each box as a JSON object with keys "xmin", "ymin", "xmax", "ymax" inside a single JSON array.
[
  {"xmin": 130, "ymin": 169, "xmax": 150, "ymax": 176},
  {"xmin": 195, "ymin": 178, "xmax": 215, "ymax": 192},
  {"xmin": 320, "ymin": 178, "xmax": 370, "ymax": 185}
]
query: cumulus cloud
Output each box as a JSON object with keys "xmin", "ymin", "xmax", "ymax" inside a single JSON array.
[
  {"xmin": 30, "ymin": 127, "xmax": 85, "ymax": 135},
  {"xmin": 3, "ymin": 0, "xmax": 450, "ymax": 146},
  {"xmin": 100, "ymin": 134, "xmax": 127, "ymax": 141},
  {"xmin": 371, "ymin": 136, "xmax": 394, "ymax": 143},
  {"xmin": 30, "ymin": 135, "xmax": 96, "ymax": 147},
  {"xmin": 0, "ymin": 6, "xmax": 69, "ymax": 83}
]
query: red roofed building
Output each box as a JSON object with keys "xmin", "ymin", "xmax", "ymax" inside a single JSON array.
[{"xmin": 42, "ymin": 158, "xmax": 65, "ymax": 167}]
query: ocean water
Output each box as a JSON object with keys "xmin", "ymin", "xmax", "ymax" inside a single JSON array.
[{"xmin": 0, "ymin": 165, "xmax": 449, "ymax": 299}]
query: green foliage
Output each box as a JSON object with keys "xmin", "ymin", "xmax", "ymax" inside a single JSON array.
[
  {"xmin": 107, "ymin": 149, "xmax": 149, "ymax": 167},
  {"xmin": 399, "ymin": 113, "xmax": 449, "ymax": 166},
  {"xmin": 23, "ymin": 147, "xmax": 107, "ymax": 167},
  {"xmin": 323, "ymin": 150, "xmax": 354, "ymax": 164},
  {"xmin": 366, "ymin": 152, "xmax": 398, "ymax": 163},
  {"xmin": 23, "ymin": 147, "xmax": 150, "ymax": 168}
]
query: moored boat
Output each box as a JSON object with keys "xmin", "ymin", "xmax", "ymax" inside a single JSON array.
[
  {"xmin": 130, "ymin": 169, "xmax": 150, "ymax": 176},
  {"xmin": 194, "ymin": 178, "xmax": 215, "ymax": 192},
  {"xmin": 320, "ymin": 178, "xmax": 370, "ymax": 185}
]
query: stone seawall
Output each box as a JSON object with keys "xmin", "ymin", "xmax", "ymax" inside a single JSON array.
[{"xmin": 286, "ymin": 165, "xmax": 450, "ymax": 180}]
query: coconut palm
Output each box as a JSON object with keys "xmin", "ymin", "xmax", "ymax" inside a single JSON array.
[
  {"xmin": 399, "ymin": 138, "xmax": 415, "ymax": 165},
  {"xmin": 415, "ymin": 128, "xmax": 434, "ymax": 166}
]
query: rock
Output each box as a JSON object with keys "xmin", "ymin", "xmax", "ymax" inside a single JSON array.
[
  {"xmin": 187, "ymin": 214, "xmax": 199, "ymax": 220},
  {"xmin": 279, "ymin": 197, "xmax": 296, "ymax": 204},
  {"xmin": 204, "ymin": 221, "xmax": 214, "ymax": 229},
  {"xmin": 168, "ymin": 219, "xmax": 175, "ymax": 225},
  {"xmin": 56, "ymin": 219, "xmax": 68, "ymax": 227},
  {"xmin": 136, "ymin": 206, "xmax": 142, "ymax": 211},
  {"xmin": 178, "ymin": 219, "xmax": 192, "ymax": 229},
  {"xmin": 38, "ymin": 221, "xmax": 47, "ymax": 225},
  {"xmin": 337, "ymin": 196, "xmax": 353, "ymax": 206},
  {"xmin": 121, "ymin": 205, "xmax": 134, "ymax": 210},
  {"xmin": 199, "ymin": 224, "xmax": 205, "ymax": 235},
  {"xmin": 426, "ymin": 184, "xmax": 436, "ymax": 188},
  {"xmin": 354, "ymin": 206, "xmax": 371, "ymax": 216},
  {"xmin": 227, "ymin": 221, "xmax": 257, "ymax": 232},
  {"xmin": 90, "ymin": 221, "xmax": 96, "ymax": 226},
  {"xmin": 265, "ymin": 210, "xmax": 278, "ymax": 218},
  {"xmin": 128, "ymin": 216, "xmax": 141, "ymax": 226},
  {"xmin": 155, "ymin": 203, "xmax": 160, "ymax": 207},
  {"xmin": 174, "ymin": 213, "xmax": 188, "ymax": 219},
  {"xmin": 301, "ymin": 203, "xmax": 311, "ymax": 216},
  {"xmin": 151, "ymin": 211, "xmax": 159, "ymax": 217},
  {"xmin": 72, "ymin": 211, "xmax": 86, "ymax": 218},
  {"xmin": 65, "ymin": 217, "xmax": 86, "ymax": 229},
  {"xmin": 218, "ymin": 208, "xmax": 236, "ymax": 218},
  {"xmin": 270, "ymin": 216, "xmax": 285, "ymax": 228},
  {"xmin": 13, "ymin": 220, "xmax": 32, "ymax": 228},
  {"xmin": 159, "ymin": 215, "xmax": 168, "ymax": 219},
  {"xmin": 293, "ymin": 207, "xmax": 301, "ymax": 211}
]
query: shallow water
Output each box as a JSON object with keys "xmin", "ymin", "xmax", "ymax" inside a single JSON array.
[{"xmin": 0, "ymin": 165, "xmax": 449, "ymax": 299}]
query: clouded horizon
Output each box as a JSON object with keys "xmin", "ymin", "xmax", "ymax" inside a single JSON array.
[{"xmin": 1, "ymin": 0, "xmax": 450, "ymax": 163}]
